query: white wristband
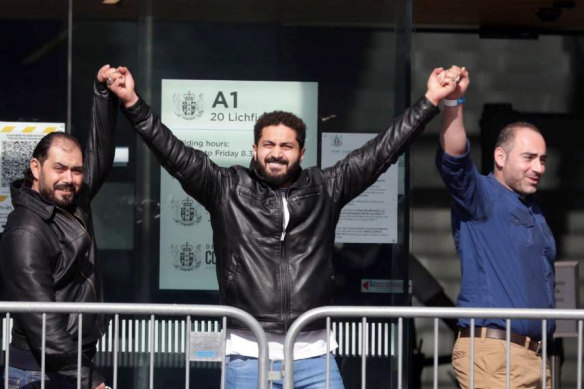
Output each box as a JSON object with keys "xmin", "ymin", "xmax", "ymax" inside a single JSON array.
[{"xmin": 444, "ymin": 97, "xmax": 465, "ymax": 107}]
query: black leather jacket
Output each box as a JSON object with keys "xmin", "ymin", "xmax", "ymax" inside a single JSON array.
[
  {"xmin": 123, "ymin": 96, "xmax": 438, "ymax": 333},
  {"xmin": 0, "ymin": 81, "xmax": 117, "ymax": 388}
]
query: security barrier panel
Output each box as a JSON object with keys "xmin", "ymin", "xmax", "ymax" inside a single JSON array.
[
  {"xmin": 0, "ymin": 302, "xmax": 269, "ymax": 389},
  {"xmin": 283, "ymin": 306, "xmax": 584, "ymax": 389}
]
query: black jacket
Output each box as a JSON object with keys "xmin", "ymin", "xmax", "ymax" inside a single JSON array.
[
  {"xmin": 123, "ymin": 96, "xmax": 438, "ymax": 333},
  {"xmin": 0, "ymin": 81, "xmax": 117, "ymax": 388}
]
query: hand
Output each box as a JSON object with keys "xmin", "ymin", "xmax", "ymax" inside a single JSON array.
[
  {"xmin": 104, "ymin": 65, "xmax": 139, "ymax": 108},
  {"xmin": 440, "ymin": 65, "xmax": 469, "ymax": 100},
  {"xmin": 96, "ymin": 64, "xmax": 122, "ymax": 86},
  {"xmin": 424, "ymin": 66, "xmax": 468, "ymax": 106}
]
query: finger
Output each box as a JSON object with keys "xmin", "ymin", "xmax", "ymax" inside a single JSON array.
[
  {"xmin": 97, "ymin": 64, "xmax": 111, "ymax": 82},
  {"xmin": 441, "ymin": 78, "xmax": 456, "ymax": 90},
  {"xmin": 445, "ymin": 70, "xmax": 460, "ymax": 80},
  {"xmin": 105, "ymin": 69, "xmax": 125, "ymax": 86},
  {"xmin": 439, "ymin": 73, "xmax": 455, "ymax": 87},
  {"xmin": 105, "ymin": 67, "xmax": 118, "ymax": 76},
  {"xmin": 106, "ymin": 74, "xmax": 122, "ymax": 87},
  {"xmin": 98, "ymin": 64, "xmax": 110, "ymax": 76},
  {"xmin": 105, "ymin": 71, "xmax": 121, "ymax": 83},
  {"xmin": 462, "ymin": 67, "xmax": 469, "ymax": 79},
  {"xmin": 111, "ymin": 76, "xmax": 125, "ymax": 89}
]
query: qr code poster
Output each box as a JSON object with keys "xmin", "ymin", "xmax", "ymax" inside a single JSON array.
[{"xmin": 0, "ymin": 122, "xmax": 64, "ymax": 232}]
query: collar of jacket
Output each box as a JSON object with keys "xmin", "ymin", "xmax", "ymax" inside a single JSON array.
[{"xmin": 10, "ymin": 179, "xmax": 58, "ymax": 221}]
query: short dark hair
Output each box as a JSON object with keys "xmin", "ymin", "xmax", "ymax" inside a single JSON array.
[
  {"xmin": 254, "ymin": 111, "xmax": 306, "ymax": 148},
  {"xmin": 22, "ymin": 132, "xmax": 82, "ymax": 187},
  {"xmin": 495, "ymin": 121, "xmax": 542, "ymax": 153}
]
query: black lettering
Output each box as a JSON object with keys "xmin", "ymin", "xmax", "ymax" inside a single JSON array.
[
  {"xmin": 205, "ymin": 251, "xmax": 217, "ymax": 264},
  {"xmin": 230, "ymin": 91, "xmax": 238, "ymax": 108},
  {"xmin": 212, "ymin": 91, "xmax": 228, "ymax": 108}
]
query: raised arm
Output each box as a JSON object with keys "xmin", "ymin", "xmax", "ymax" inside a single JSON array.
[
  {"xmin": 435, "ymin": 67, "xmax": 485, "ymax": 220},
  {"xmin": 105, "ymin": 66, "xmax": 223, "ymax": 209},
  {"xmin": 330, "ymin": 67, "xmax": 458, "ymax": 207},
  {"xmin": 83, "ymin": 65, "xmax": 119, "ymax": 199},
  {"xmin": 439, "ymin": 66, "xmax": 469, "ymax": 156}
]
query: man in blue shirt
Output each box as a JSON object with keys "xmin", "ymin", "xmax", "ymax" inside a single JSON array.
[{"xmin": 435, "ymin": 66, "xmax": 555, "ymax": 389}]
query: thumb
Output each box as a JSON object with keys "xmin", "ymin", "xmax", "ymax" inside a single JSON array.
[{"xmin": 432, "ymin": 67, "xmax": 444, "ymax": 76}]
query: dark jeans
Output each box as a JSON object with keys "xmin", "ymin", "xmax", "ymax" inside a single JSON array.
[{"xmin": 2, "ymin": 366, "xmax": 77, "ymax": 389}]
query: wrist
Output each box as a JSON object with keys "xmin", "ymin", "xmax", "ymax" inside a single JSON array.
[
  {"xmin": 124, "ymin": 93, "xmax": 139, "ymax": 108},
  {"xmin": 424, "ymin": 91, "xmax": 440, "ymax": 106}
]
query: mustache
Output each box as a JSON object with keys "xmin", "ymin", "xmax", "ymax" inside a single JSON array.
[
  {"xmin": 264, "ymin": 156, "xmax": 288, "ymax": 165},
  {"xmin": 54, "ymin": 182, "xmax": 75, "ymax": 191}
]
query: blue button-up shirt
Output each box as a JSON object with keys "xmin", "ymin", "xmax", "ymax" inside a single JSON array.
[{"xmin": 436, "ymin": 144, "xmax": 556, "ymax": 340}]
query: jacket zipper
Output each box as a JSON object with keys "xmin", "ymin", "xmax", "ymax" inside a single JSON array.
[{"xmin": 279, "ymin": 190, "xmax": 291, "ymax": 330}]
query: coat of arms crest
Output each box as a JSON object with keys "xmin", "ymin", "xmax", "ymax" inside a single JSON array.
[{"xmin": 173, "ymin": 91, "xmax": 204, "ymax": 120}]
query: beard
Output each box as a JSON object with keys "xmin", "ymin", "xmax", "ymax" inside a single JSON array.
[
  {"xmin": 255, "ymin": 156, "xmax": 301, "ymax": 188},
  {"xmin": 39, "ymin": 180, "xmax": 77, "ymax": 209}
]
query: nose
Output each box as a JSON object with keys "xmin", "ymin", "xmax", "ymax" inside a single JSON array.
[
  {"xmin": 532, "ymin": 159, "xmax": 545, "ymax": 175},
  {"xmin": 272, "ymin": 146, "xmax": 283, "ymax": 158},
  {"xmin": 63, "ymin": 169, "xmax": 74, "ymax": 183}
]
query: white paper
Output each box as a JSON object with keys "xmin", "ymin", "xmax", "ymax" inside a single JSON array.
[{"xmin": 321, "ymin": 132, "xmax": 398, "ymax": 244}]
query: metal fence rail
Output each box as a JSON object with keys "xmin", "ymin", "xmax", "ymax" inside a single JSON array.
[
  {"xmin": 0, "ymin": 302, "xmax": 269, "ymax": 389},
  {"xmin": 283, "ymin": 306, "xmax": 584, "ymax": 389}
]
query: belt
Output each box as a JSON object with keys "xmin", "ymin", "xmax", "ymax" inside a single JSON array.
[{"xmin": 458, "ymin": 327, "xmax": 542, "ymax": 354}]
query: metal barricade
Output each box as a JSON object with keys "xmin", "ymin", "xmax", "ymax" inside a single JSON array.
[
  {"xmin": 283, "ymin": 306, "xmax": 584, "ymax": 389},
  {"xmin": 0, "ymin": 302, "xmax": 270, "ymax": 389}
]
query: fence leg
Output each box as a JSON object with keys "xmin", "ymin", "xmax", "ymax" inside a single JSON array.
[
  {"xmin": 77, "ymin": 313, "xmax": 83, "ymax": 389},
  {"xmin": 397, "ymin": 317, "xmax": 403, "ymax": 389},
  {"xmin": 41, "ymin": 313, "xmax": 46, "ymax": 389},
  {"xmin": 4, "ymin": 313, "xmax": 10, "ymax": 389},
  {"xmin": 221, "ymin": 317, "xmax": 226, "ymax": 389},
  {"xmin": 113, "ymin": 314, "xmax": 119, "ymax": 389},
  {"xmin": 326, "ymin": 317, "xmax": 331, "ymax": 389},
  {"xmin": 433, "ymin": 318, "xmax": 438, "ymax": 389},
  {"xmin": 470, "ymin": 318, "xmax": 475, "ymax": 389},
  {"xmin": 506, "ymin": 319, "xmax": 511, "ymax": 389}
]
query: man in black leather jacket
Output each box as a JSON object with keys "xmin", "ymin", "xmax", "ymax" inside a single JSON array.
[
  {"xmin": 104, "ymin": 65, "xmax": 459, "ymax": 388},
  {"xmin": 0, "ymin": 65, "xmax": 118, "ymax": 389}
]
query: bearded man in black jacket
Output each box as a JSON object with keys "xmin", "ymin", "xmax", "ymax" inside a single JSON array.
[
  {"xmin": 0, "ymin": 65, "xmax": 118, "ymax": 389},
  {"xmin": 104, "ymin": 64, "xmax": 460, "ymax": 388}
]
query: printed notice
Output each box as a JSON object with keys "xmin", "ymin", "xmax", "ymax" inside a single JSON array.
[
  {"xmin": 0, "ymin": 122, "xmax": 64, "ymax": 233},
  {"xmin": 321, "ymin": 133, "xmax": 398, "ymax": 244},
  {"xmin": 160, "ymin": 80, "xmax": 318, "ymax": 290}
]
